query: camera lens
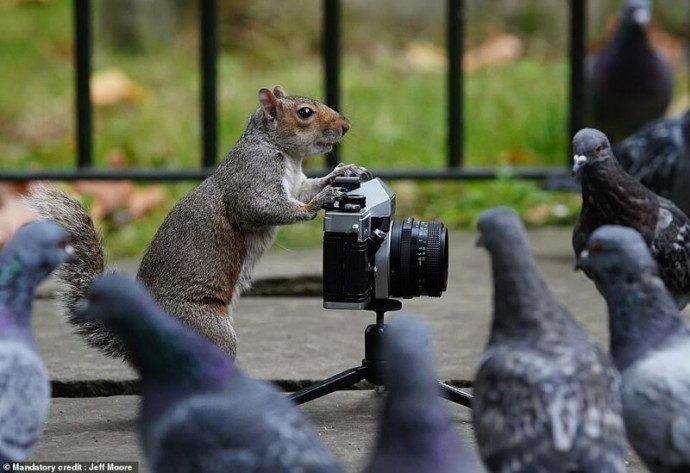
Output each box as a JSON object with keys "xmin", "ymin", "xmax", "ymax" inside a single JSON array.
[{"xmin": 389, "ymin": 218, "xmax": 448, "ymax": 298}]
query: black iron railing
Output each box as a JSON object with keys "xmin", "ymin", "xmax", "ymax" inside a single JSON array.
[{"xmin": 0, "ymin": 0, "xmax": 587, "ymax": 182}]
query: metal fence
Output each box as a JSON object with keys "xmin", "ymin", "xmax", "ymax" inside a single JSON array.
[{"xmin": 0, "ymin": 0, "xmax": 587, "ymax": 182}]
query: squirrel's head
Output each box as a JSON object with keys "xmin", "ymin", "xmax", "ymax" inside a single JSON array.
[{"xmin": 257, "ymin": 86, "xmax": 350, "ymax": 158}]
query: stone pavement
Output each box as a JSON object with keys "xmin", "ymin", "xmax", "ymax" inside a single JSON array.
[{"xmin": 28, "ymin": 227, "xmax": 657, "ymax": 472}]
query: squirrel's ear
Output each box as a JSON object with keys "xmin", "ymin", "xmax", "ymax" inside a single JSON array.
[
  {"xmin": 273, "ymin": 86, "xmax": 288, "ymax": 98},
  {"xmin": 258, "ymin": 88, "xmax": 278, "ymax": 120}
]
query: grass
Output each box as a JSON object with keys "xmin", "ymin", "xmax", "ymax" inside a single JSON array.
[{"xmin": 0, "ymin": 1, "xmax": 582, "ymax": 258}]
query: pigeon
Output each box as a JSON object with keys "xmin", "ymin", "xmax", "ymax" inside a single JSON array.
[
  {"xmin": 0, "ymin": 221, "xmax": 73, "ymax": 462},
  {"xmin": 576, "ymin": 225, "xmax": 690, "ymax": 473},
  {"xmin": 474, "ymin": 208, "xmax": 626, "ymax": 473},
  {"xmin": 613, "ymin": 108, "xmax": 690, "ymax": 216},
  {"xmin": 75, "ymin": 273, "xmax": 345, "ymax": 473},
  {"xmin": 362, "ymin": 314, "xmax": 485, "ymax": 473},
  {"xmin": 588, "ymin": 0, "xmax": 673, "ymax": 144},
  {"xmin": 572, "ymin": 127, "xmax": 690, "ymax": 309}
]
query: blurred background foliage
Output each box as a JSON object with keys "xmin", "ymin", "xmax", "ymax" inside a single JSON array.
[{"xmin": 0, "ymin": 0, "xmax": 687, "ymax": 256}]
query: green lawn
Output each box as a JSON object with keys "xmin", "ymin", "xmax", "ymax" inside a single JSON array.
[{"xmin": 0, "ymin": 1, "xmax": 581, "ymax": 258}]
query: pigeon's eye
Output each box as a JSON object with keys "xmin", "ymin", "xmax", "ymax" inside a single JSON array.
[
  {"xmin": 589, "ymin": 242, "xmax": 603, "ymax": 254},
  {"xmin": 297, "ymin": 107, "xmax": 315, "ymax": 120},
  {"xmin": 56, "ymin": 239, "xmax": 66, "ymax": 250},
  {"xmin": 594, "ymin": 144, "xmax": 604, "ymax": 154}
]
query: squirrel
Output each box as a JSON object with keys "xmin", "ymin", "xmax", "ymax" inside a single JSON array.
[{"xmin": 27, "ymin": 86, "xmax": 370, "ymax": 361}]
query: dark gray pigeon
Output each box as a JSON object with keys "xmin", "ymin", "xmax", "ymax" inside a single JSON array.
[
  {"xmin": 363, "ymin": 314, "xmax": 485, "ymax": 473},
  {"xmin": 577, "ymin": 225, "xmax": 690, "ymax": 473},
  {"xmin": 474, "ymin": 208, "xmax": 626, "ymax": 473},
  {"xmin": 0, "ymin": 221, "xmax": 73, "ymax": 462},
  {"xmin": 76, "ymin": 273, "xmax": 344, "ymax": 473},
  {"xmin": 572, "ymin": 127, "xmax": 690, "ymax": 308},
  {"xmin": 588, "ymin": 0, "xmax": 673, "ymax": 144},
  {"xmin": 613, "ymin": 108, "xmax": 690, "ymax": 216}
]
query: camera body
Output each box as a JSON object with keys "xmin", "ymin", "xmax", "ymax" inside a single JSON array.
[{"xmin": 323, "ymin": 177, "xmax": 448, "ymax": 310}]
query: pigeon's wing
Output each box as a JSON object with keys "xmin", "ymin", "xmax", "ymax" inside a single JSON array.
[
  {"xmin": 614, "ymin": 116, "xmax": 683, "ymax": 197},
  {"xmin": 622, "ymin": 338, "xmax": 690, "ymax": 470},
  {"xmin": 0, "ymin": 342, "xmax": 50, "ymax": 462},
  {"xmin": 573, "ymin": 205, "xmax": 594, "ymax": 257},
  {"xmin": 473, "ymin": 347, "xmax": 579, "ymax": 473},
  {"xmin": 473, "ymin": 346, "xmax": 624, "ymax": 473},
  {"xmin": 572, "ymin": 346, "xmax": 627, "ymax": 473},
  {"xmin": 651, "ymin": 201, "xmax": 690, "ymax": 306},
  {"xmin": 148, "ymin": 382, "xmax": 344, "ymax": 473}
]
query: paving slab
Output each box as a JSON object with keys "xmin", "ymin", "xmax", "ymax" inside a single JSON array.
[
  {"xmin": 27, "ymin": 227, "xmax": 662, "ymax": 472},
  {"xmin": 31, "ymin": 392, "xmax": 647, "ymax": 473},
  {"xmin": 34, "ymin": 227, "xmax": 620, "ymax": 384}
]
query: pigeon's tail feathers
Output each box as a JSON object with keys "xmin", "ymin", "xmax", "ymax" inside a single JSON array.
[{"xmin": 24, "ymin": 186, "xmax": 127, "ymax": 359}]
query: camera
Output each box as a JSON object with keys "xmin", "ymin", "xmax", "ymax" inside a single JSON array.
[{"xmin": 322, "ymin": 176, "xmax": 449, "ymax": 310}]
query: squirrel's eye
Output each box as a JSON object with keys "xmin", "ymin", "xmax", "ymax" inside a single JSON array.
[{"xmin": 297, "ymin": 107, "xmax": 314, "ymax": 119}]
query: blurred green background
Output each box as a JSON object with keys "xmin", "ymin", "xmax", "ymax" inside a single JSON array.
[{"xmin": 0, "ymin": 0, "xmax": 687, "ymax": 257}]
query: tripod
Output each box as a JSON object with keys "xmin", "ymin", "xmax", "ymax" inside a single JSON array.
[{"xmin": 288, "ymin": 299, "xmax": 473, "ymax": 408}]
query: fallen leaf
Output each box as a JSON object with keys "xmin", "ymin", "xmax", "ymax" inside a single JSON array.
[
  {"xmin": 72, "ymin": 180, "xmax": 134, "ymax": 221},
  {"xmin": 397, "ymin": 42, "xmax": 446, "ymax": 73},
  {"xmin": 499, "ymin": 149, "xmax": 538, "ymax": 165},
  {"xmin": 126, "ymin": 186, "xmax": 167, "ymax": 220},
  {"xmin": 91, "ymin": 68, "xmax": 145, "ymax": 107},
  {"xmin": 72, "ymin": 149, "xmax": 133, "ymax": 221},
  {"xmin": 464, "ymin": 34, "xmax": 524, "ymax": 73}
]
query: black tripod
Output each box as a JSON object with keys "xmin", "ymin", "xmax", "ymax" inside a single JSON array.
[{"xmin": 288, "ymin": 299, "xmax": 473, "ymax": 408}]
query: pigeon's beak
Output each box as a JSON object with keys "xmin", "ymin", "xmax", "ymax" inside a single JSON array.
[
  {"xmin": 574, "ymin": 249, "xmax": 589, "ymax": 272},
  {"xmin": 572, "ymin": 154, "xmax": 587, "ymax": 176},
  {"xmin": 632, "ymin": 7, "xmax": 651, "ymax": 26}
]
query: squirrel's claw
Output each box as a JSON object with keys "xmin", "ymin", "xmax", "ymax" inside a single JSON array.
[{"xmin": 329, "ymin": 163, "xmax": 373, "ymax": 182}]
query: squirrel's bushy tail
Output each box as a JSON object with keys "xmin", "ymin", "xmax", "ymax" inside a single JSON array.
[{"xmin": 25, "ymin": 186, "xmax": 127, "ymax": 359}]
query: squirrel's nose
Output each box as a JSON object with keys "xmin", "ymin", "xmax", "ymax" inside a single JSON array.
[{"xmin": 341, "ymin": 121, "xmax": 350, "ymax": 135}]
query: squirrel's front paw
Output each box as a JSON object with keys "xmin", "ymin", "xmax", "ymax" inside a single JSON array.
[
  {"xmin": 327, "ymin": 163, "xmax": 373, "ymax": 183},
  {"xmin": 316, "ymin": 186, "xmax": 347, "ymax": 207}
]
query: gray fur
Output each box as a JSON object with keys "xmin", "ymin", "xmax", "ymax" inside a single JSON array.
[
  {"xmin": 25, "ymin": 87, "xmax": 369, "ymax": 361},
  {"xmin": 25, "ymin": 185, "xmax": 126, "ymax": 358}
]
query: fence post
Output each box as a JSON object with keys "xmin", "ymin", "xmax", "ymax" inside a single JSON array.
[
  {"xmin": 447, "ymin": 0, "xmax": 464, "ymax": 169},
  {"xmin": 323, "ymin": 0, "xmax": 341, "ymax": 168},
  {"xmin": 200, "ymin": 0, "xmax": 218, "ymax": 167},
  {"xmin": 569, "ymin": 0, "xmax": 586, "ymax": 161},
  {"xmin": 74, "ymin": 0, "xmax": 92, "ymax": 169}
]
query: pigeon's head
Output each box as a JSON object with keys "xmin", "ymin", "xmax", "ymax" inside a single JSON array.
[
  {"xmin": 76, "ymin": 273, "xmax": 155, "ymax": 328},
  {"xmin": 384, "ymin": 314, "xmax": 435, "ymax": 380},
  {"xmin": 476, "ymin": 207, "xmax": 526, "ymax": 252},
  {"xmin": 383, "ymin": 314, "xmax": 443, "ymax": 405},
  {"xmin": 3, "ymin": 221, "xmax": 73, "ymax": 280},
  {"xmin": 572, "ymin": 128, "xmax": 613, "ymax": 177},
  {"xmin": 576, "ymin": 225, "xmax": 657, "ymax": 280},
  {"xmin": 623, "ymin": 0, "xmax": 651, "ymax": 28}
]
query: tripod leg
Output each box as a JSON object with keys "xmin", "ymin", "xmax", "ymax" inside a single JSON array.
[
  {"xmin": 288, "ymin": 366, "xmax": 368, "ymax": 405},
  {"xmin": 438, "ymin": 382, "xmax": 472, "ymax": 408}
]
